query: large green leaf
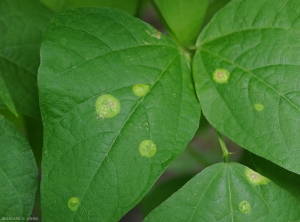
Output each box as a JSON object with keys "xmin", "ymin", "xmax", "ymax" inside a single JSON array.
[
  {"xmin": 153, "ymin": 0, "xmax": 209, "ymax": 48},
  {"xmin": 0, "ymin": 0, "xmax": 54, "ymax": 118},
  {"xmin": 40, "ymin": 0, "xmax": 140, "ymax": 15},
  {"xmin": 145, "ymin": 163, "xmax": 300, "ymax": 221},
  {"xmin": 0, "ymin": 116, "xmax": 38, "ymax": 219},
  {"xmin": 193, "ymin": 0, "xmax": 300, "ymax": 174},
  {"xmin": 38, "ymin": 7, "xmax": 200, "ymax": 221}
]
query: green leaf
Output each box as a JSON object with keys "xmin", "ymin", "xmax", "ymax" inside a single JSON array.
[
  {"xmin": 145, "ymin": 163, "xmax": 300, "ymax": 221},
  {"xmin": 38, "ymin": 7, "xmax": 200, "ymax": 221},
  {"xmin": 251, "ymin": 154, "xmax": 300, "ymax": 203},
  {"xmin": 153, "ymin": 0, "xmax": 209, "ymax": 48},
  {"xmin": 193, "ymin": 0, "xmax": 300, "ymax": 174},
  {"xmin": 0, "ymin": 71, "xmax": 18, "ymax": 117},
  {"xmin": 0, "ymin": 0, "xmax": 54, "ymax": 118},
  {"xmin": 40, "ymin": 0, "xmax": 140, "ymax": 15},
  {"xmin": 0, "ymin": 116, "xmax": 38, "ymax": 219}
]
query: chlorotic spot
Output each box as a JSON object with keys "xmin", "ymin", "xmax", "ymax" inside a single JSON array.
[
  {"xmin": 132, "ymin": 84, "xmax": 150, "ymax": 97},
  {"xmin": 245, "ymin": 168, "xmax": 270, "ymax": 186},
  {"xmin": 212, "ymin": 69, "xmax": 230, "ymax": 84},
  {"xmin": 68, "ymin": 197, "xmax": 80, "ymax": 211},
  {"xmin": 95, "ymin": 94, "xmax": 120, "ymax": 118},
  {"xmin": 239, "ymin": 200, "xmax": 251, "ymax": 214},
  {"xmin": 139, "ymin": 140, "xmax": 156, "ymax": 157},
  {"xmin": 254, "ymin": 103, "xmax": 264, "ymax": 111}
]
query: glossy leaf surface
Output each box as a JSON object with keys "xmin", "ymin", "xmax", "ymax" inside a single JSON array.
[
  {"xmin": 145, "ymin": 163, "xmax": 300, "ymax": 221},
  {"xmin": 38, "ymin": 7, "xmax": 200, "ymax": 221},
  {"xmin": 193, "ymin": 0, "xmax": 300, "ymax": 174},
  {"xmin": 0, "ymin": 116, "xmax": 37, "ymax": 218}
]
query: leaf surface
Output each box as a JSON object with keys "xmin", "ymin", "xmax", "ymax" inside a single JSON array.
[
  {"xmin": 193, "ymin": 0, "xmax": 300, "ymax": 174},
  {"xmin": 40, "ymin": 0, "xmax": 140, "ymax": 15},
  {"xmin": 0, "ymin": 116, "xmax": 38, "ymax": 219},
  {"xmin": 0, "ymin": 0, "xmax": 54, "ymax": 117},
  {"xmin": 153, "ymin": 0, "xmax": 209, "ymax": 48},
  {"xmin": 251, "ymin": 154, "xmax": 300, "ymax": 203},
  {"xmin": 39, "ymin": 7, "xmax": 200, "ymax": 221},
  {"xmin": 145, "ymin": 163, "xmax": 300, "ymax": 221}
]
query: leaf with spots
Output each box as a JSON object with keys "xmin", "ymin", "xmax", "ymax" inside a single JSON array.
[
  {"xmin": 144, "ymin": 163, "xmax": 300, "ymax": 221},
  {"xmin": 0, "ymin": 116, "xmax": 38, "ymax": 218},
  {"xmin": 193, "ymin": 0, "xmax": 300, "ymax": 174},
  {"xmin": 38, "ymin": 7, "xmax": 200, "ymax": 221},
  {"xmin": 0, "ymin": 0, "xmax": 54, "ymax": 117},
  {"xmin": 251, "ymin": 153, "xmax": 300, "ymax": 203}
]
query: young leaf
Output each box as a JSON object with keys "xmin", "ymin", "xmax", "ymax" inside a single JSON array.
[
  {"xmin": 40, "ymin": 0, "xmax": 140, "ymax": 15},
  {"xmin": 0, "ymin": 71, "xmax": 18, "ymax": 117},
  {"xmin": 145, "ymin": 163, "xmax": 300, "ymax": 221},
  {"xmin": 0, "ymin": 116, "xmax": 38, "ymax": 218},
  {"xmin": 153, "ymin": 0, "xmax": 209, "ymax": 48},
  {"xmin": 193, "ymin": 0, "xmax": 300, "ymax": 174},
  {"xmin": 0, "ymin": 0, "xmax": 54, "ymax": 118},
  {"xmin": 38, "ymin": 7, "xmax": 200, "ymax": 221}
]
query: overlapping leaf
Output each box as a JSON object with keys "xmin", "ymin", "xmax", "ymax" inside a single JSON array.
[
  {"xmin": 0, "ymin": 116, "xmax": 38, "ymax": 218},
  {"xmin": 193, "ymin": 0, "xmax": 300, "ymax": 174},
  {"xmin": 0, "ymin": 0, "xmax": 54, "ymax": 117},
  {"xmin": 38, "ymin": 7, "xmax": 200, "ymax": 221},
  {"xmin": 145, "ymin": 163, "xmax": 300, "ymax": 221}
]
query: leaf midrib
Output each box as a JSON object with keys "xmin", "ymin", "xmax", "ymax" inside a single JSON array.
[{"xmin": 70, "ymin": 52, "xmax": 180, "ymax": 221}]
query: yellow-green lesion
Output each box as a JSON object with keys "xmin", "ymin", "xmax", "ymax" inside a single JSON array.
[
  {"xmin": 254, "ymin": 103, "xmax": 264, "ymax": 111},
  {"xmin": 68, "ymin": 197, "xmax": 80, "ymax": 211},
  {"xmin": 95, "ymin": 94, "xmax": 121, "ymax": 118},
  {"xmin": 132, "ymin": 84, "xmax": 150, "ymax": 97},
  {"xmin": 239, "ymin": 200, "xmax": 251, "ymax": 214},
  {"xmin": 245, "ymin": 167, "xmax": 270, "ymax": 186},
  {"xmin": 212, "ymin": 68, "xmax": 230, "ymax": 84},
  {"xmin": 139, "ymin": 139, "xmax": 157, "ymax": 157}
]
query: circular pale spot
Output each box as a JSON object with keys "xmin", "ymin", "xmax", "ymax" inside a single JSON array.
[
  {"xmin": 245, "ymin": 167, "xmax": 269, "ymax": 185},
  {"xmin": 213, "ymin": 69, "xmax": 230, "ymax": 83},
  {"xmin": 95, "ymin": 94, "xmax": 120, "ymax": 118},
  {"xmin": 68, "ymin": 197, "xmax": 80, "ymax": 211},
  {"xmin": 239, "ymin": 200, "xmax": 251, "ymax": 214},
  {"xmin": 139, "ymin": 140, "xmax": 156, "ymax": 157},
  {"xmin": 132, "ymin": 84, "xmax": 150, "ymax": 97},
  {"xmin": 254, "ymin": 103, "xmax": 264, "ymax": 111}
]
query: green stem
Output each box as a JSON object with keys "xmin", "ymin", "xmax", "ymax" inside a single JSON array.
[{"xmin": 216, "ymin": 130, "xmax": 229, "ymax": 163}]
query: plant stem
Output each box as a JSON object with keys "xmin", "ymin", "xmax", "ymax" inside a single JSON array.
[{"xmin": 216, "ymin": 130, "xmax": 230, "ymax": 163}]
